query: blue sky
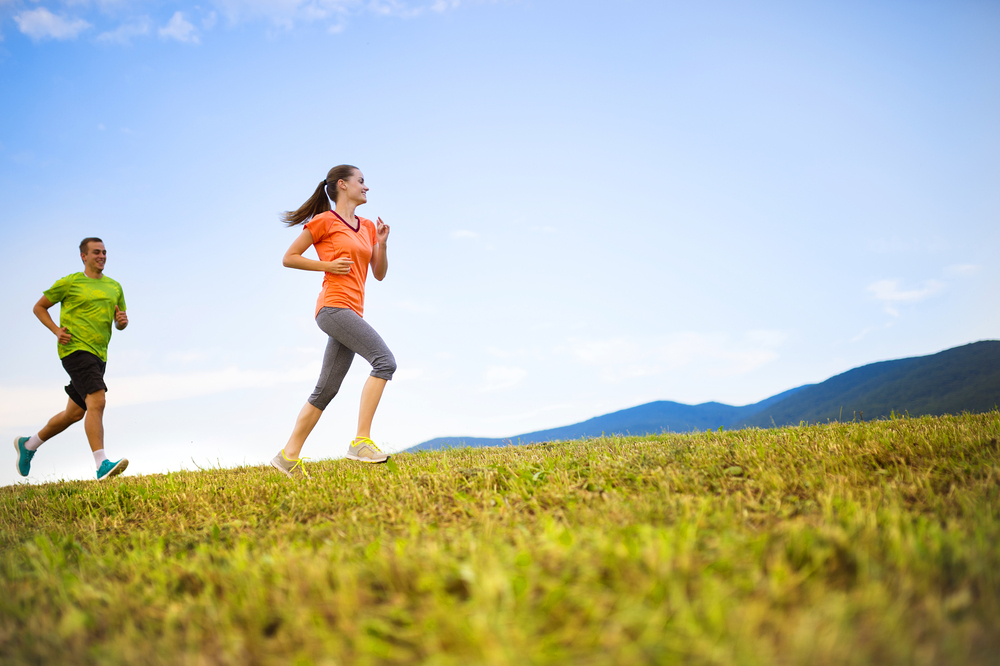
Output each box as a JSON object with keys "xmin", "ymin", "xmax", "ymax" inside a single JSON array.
[{"xmin": 2, "ymin": 0, "xmax": 998, "ymax": 485}]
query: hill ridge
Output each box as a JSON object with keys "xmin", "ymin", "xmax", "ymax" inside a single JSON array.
[{"xmin": 407, "ymin": 340, "xmax": 1000, "ymax": 452}]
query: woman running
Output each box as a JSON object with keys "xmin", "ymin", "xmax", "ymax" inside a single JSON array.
[{"xmin": 271, "ymin": 165, "xmax": 395, "ymax": 479}]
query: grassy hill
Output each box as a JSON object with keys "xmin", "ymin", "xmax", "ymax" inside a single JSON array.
[
  {"xmin": 2, "ymin": 412, "xmax": 999, "ymax": 664},
  {"xmin": 739, "ymin": 340, "xmax": 1000, "ymax": 428}
]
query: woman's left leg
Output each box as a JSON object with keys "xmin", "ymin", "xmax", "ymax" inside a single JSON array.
[
  {"xmin": 317, "ymin": 308, "xmax": 396, "ymax": 446},
  {"xmin": 356, "ymin": 376, "xmax": 387, "ymax": 440}
]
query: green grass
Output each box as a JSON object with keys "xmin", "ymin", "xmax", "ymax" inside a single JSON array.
[{"xmin": 2, "ymin": 412, "xmax": 999, "ymax": 665}]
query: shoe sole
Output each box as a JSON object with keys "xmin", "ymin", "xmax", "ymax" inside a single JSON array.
[
  {"xmin": 13, "ymin": 437, "xmax": 28, "ymax": 477},
  {"xmin": 99, "ymin": 458, "xmax": 129, "ymax": 480},
  {"xmin": 346, "ymin": 454, "xmax": 390, "ymax": 464}
]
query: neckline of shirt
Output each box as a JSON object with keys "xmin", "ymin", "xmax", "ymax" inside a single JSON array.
[{"xmin": 332, "ymin": 211, "xmax": 361, "ymax": 233}]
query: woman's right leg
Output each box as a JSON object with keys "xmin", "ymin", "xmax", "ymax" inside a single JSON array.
[
  {"xmin": 282, "ymin": 402, "xmax": 323, "ymax": 459},
  {"xmin": 282, "ymin": 325, "xmax": 356, "ymax": 459}
]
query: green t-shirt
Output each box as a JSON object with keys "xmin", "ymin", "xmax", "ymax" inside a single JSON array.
[{"xmin": 43, "ymin": 272, "xmax": 126, "ymax": 362}]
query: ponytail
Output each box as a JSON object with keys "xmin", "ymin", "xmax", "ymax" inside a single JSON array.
[{"xmin": 281, "ymin": 164, "xmax": 359, "ymax": 227}]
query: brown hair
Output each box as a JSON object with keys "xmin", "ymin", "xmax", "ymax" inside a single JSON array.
[
  {"xmin": 79, "ymin": 237, "xmax": 103, "ymax": 254},
  {"xmin": 281, "ymin": 165, "xmax": 359, "ymax": 227}
]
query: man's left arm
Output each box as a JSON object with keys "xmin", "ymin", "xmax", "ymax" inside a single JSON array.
[{"xmin": 114, "ymin": 289, "xmax": 128, "ymax": 330}]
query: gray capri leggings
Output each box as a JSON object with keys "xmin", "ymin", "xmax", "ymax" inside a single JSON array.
[{"xmin": 307, "ymin": 307, "xmax": 396, "ymax": 410}]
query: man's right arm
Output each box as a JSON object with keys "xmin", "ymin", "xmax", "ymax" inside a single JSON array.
[{"xmin": 33, "ymin": 296, "xmax": 72, "ymax": 345}]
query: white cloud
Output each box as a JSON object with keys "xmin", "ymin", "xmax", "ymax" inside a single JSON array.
[
  {"xmin": 485, "ymin": 345, "xmax": 523, "ymax": 359},
  {"xmin": 160, "ymin": 11, "xmax": 199, "ymax": 43},
  {"xmin": 15, "ymin": 8, "xmax": 90, "ymax": 41},
  {"xmin": 480, "ymin": 365, "xmax": 526, "ymax": 392},
  {"xmin": 566, "ymin": 330, "xmax": 786, "ymax": 383},
  {"xmin": 114, "ymin": 365, "xmax": 317, "ymax": 407},
  {"xmin": 97, "ymin": 19, "xmax": 149, "ymax": 45},
  {"xmin": 166, "ymin": 350, "xmax": 210, "ymax": 364},
  {"xmin": 866, "ymin": 278, "xmax": 943, "ymax": 316},
  {"xmin": 431, "ymin": 0, "xmax": 461, "ymax": 11},
  {"xmin": 208, "ymin": 0, "xmax": 450, "ymax": 28},
  {"xmin": 850, "ymin": 322, "xmax": 894, "ymax": 343},
  {"xmin": 0, "ymin": 366, "xmax": 318, "ymax": 429},
  {"xmin": 0, "ymin": 387, "xmax": 71, "ymax": 430},
  {"xmin": 395, "ymin": 299, "xmax": 438, "ymax": 314},
  {"xmin": 10, "ymin": 0, "xmax": 470, "ymax": 45},
  {"xmin": 945, "ymin": 264, "xmax": 980, "ymax": 277},
  {"xmin": 367, "ymin": 0, "xmax": 426, "ymax": 18},
  {"xmin": 479, "ymin": 402, "xmax": 574, "ymax": 427},
  {"xmin": 451, "ymin": 229, "xmax": 478, "ymax": 239}
]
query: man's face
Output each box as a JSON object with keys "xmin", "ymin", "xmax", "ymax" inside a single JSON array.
[{"xmin": 81, "ymin": 242, "xmax": 107, "ymax": 274}]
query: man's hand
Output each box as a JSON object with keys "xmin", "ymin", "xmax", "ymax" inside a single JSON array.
[
  {"xmin": 57, "ymin": 327, "xmax": 72, "ymax": 345},
  {"xmin": 114, "ymin": 305, "xmax": 128, "ymax": 330}
]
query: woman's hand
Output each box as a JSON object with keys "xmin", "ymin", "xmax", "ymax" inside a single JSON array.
[
  {"xmin": 324, "ymin": 257, "xmax": 354, "ymax": 274},
  {"xmin": 372, "ymin": 217, "xmax": 389, "ymax": 281}
]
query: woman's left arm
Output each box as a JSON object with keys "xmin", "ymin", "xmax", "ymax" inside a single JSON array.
[{"xmin": 371, "ymin": 217, "xmax": 390, "ymax": 281}]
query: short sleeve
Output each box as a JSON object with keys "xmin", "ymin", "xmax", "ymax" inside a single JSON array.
[
  {"xmin": 304, "ymin": 215, "xmax": 329, "ymax": 244},
  {"xmin": 117, "ymin": 283, "xmax": 127, "ymax": 311},
  {"xmin": 43, "ymin": 274, "xmax": 75, "ymax": 304}
]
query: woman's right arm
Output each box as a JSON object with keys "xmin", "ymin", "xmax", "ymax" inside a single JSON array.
[{"xmin": 283, "ymin": 228, "xmax": 353, "ymax": 274}]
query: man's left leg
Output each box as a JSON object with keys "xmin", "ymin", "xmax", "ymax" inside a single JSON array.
[
  {"xmin": 14, "ymin": 397, "xmax": 86, "ymax": 477},
  {"xmin": 85, "ymin": 390, "xmax": 128, "ymax": 480}
]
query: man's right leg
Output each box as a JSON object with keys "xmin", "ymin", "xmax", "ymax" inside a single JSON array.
[
  {"xmin": 15, "ymin": 397, "xmax": 86, "ymax": 477},
  {"xmin": 83, "ymin": 390, "xmax": 106, "ymax": 453},
  {"xmin": 83, "ymin": 390, "xmax": 127, "ymax": 480}
]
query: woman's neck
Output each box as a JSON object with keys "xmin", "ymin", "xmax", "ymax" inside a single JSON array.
[{"xmin": 334, "ymin": 202, "xmax": 358, "ymax": 225}]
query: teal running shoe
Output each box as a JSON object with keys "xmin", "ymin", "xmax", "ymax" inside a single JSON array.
[
  {"xmin": 14, "ymin": 436, "xmax": 34, "ymax": 477},
  {"xmin": 96, "ymin": 458, "xmax": 128, "ymax": 481}
]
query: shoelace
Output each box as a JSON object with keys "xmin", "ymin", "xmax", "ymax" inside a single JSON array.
[
  {"xmin": 352, "ymin": 437, "xmax": 382, "ymax": 452},
  {"xmin": 288, "ymin": 456, "xmax": 311, "ymax": 473}
]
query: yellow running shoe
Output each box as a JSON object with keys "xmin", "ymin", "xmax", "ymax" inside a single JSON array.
[
  {"xmin": 269, "ymin": 451, "xmax": 310, "ymax": 480},
  {"xmin": 347, "ymin": 437, "xmax": 389, "ymax": 463}
]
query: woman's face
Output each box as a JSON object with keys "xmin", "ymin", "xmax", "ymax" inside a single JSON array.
[{"xmin": 340, "ymin": 170, "xmax": 368, "ymax": 206}]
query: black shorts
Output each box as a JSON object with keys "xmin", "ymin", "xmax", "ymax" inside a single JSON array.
[{"xmin": 61, "ymin": 350, "xmax": 108, "ymax": 411}]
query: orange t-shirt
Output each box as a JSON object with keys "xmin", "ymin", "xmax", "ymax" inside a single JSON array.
[{"xmin": 304, "ymin": 211, "xmax": 378, "ymax": 317}]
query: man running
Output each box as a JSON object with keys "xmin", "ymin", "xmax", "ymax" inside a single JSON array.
[{"xmin": 14, "ymin": 237, "xmax": 130, "ymax": 481}]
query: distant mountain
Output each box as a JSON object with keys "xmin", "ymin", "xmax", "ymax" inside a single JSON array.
[
  {"xmin": 406, "ymin": 340, "xmax": 1000, "ymax": 452},
  {"xmin": 409, "ymin": 386, "xmax": 807, "ymax": 452},
  {"xmin": 736, "ymin": 340, "xmax": 1000, "ymax": 428}
]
